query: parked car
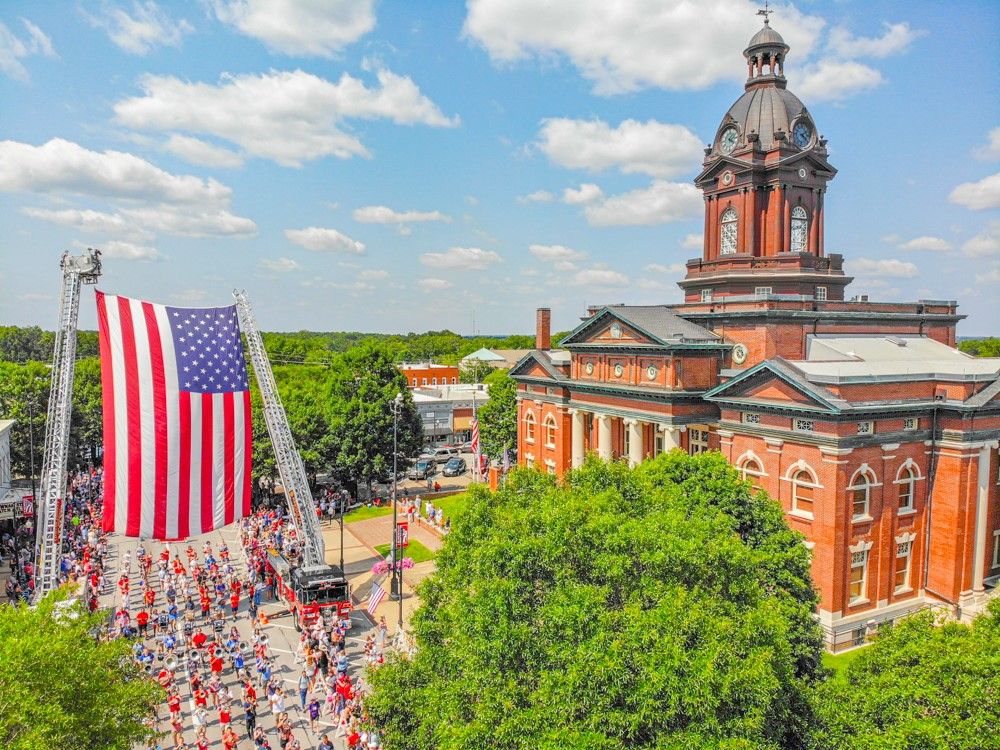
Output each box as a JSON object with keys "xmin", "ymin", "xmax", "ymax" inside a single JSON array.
[
  {"xmin": 442, "ymin": 457, "xmax": 467, "ymax": 477},
  {"xmin": 458, "ymin": 441, "xmax": 474, "ymax": 452},
  {"xmin": 408, "ymin": 458, "xmax": 437, "ymax": 480},
  {"xmin": 430, "ymin": 446, "xmax": 457, "ymax": 459}
]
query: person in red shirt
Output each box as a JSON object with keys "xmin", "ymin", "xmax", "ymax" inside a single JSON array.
[
  {"xmin": 167, "ymin": 691, "xmax": 182, "ymax": 718},
  {"xmin": 219, "ymin": 704, "xmax": 231, "ymax": 727},
  {"xmin": 210, "ymin": 653, "xmax": 224, "ymax": 677},
  {"xmin": 192, "ymin": 629, "xmax": 208, "ymax": 651},
  {"xmin": 229, "ymin": 591, "xmax": 240, "ymax": 617},
  {"xmin": 143, "ymin": 587, "xmax": 155, "ymax": 607},
  {"xmin": 243, "ymin": 681, "xmax": 257, "ymax": 704},
  {"xmin": 221, "ymin": 726, "xmax": 238, "ymax": 750},
  {"xmin": 136, "ymin": 609, "xmax": 149, "ymax": 636},
  {"xmin": 193, "ymin": 687, "xmax": 208, "ymax": 709}
]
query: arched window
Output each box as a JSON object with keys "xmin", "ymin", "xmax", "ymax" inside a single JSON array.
[
  {"xmin": 524, "ymin": 411, "xmax": 536, "ymax": 442},
  {"xmin": 790, "ymin": 205, "xmax": 809, "ymax": 252},
  {"xmin": 720, "ymin": 207, "xmax": 738, "ymax": 255},
  {"xmin": 739, "ymin": 456, "xmax": 765, "ymax": 492},
  {"xmin": 543, "ymin": 415, "xmax": 557, "ymax": 448},
  {"xmin": 792, "ymin": 469, "xmax": 815, "ymax": 516},
  {"xmin": 849, "ymin": 468, "xmax": 877, "ymax": 520},
  {"xmin": 897, "ymin": 464, "xmax": 917, "ymax": 511}
]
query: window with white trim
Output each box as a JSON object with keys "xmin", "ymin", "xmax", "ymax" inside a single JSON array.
[
  {"xmin": 794, "ymin": 418, "xmax": 814, "ymax": 432},
  {"xmin": 742, "ymin": 412, "xmax": 761, "ymax": 425},
  {"xmin": 791, "ymin": 469, "xmax": 815, "ymax": 517},
  {"xmin": 993, "ymin": 530, "xmax": 1000, "ymax": 569},
  {"xmin": 790, "ymin": 205, "xmax": 809, "ymax": 252},
  {"xmin": 688, "ymin": 428, "xmax": 710, "ymax": 455},
  {"xmin": 623, "ymin": 426, "xmax": 631, "ymax": 455},
  {"xmin": 432, "ymin": 377, "xmax": 438, "ymax": 385},
  {"xmin": 897, "ymin": 465, "xmax": 917, "ymax": 511},
  {"xmin": 422, "ymin": 377, "xmax": 428, "ymax": 385},
  {"xmin": 894, "ymin": 541, "xmax": 913, "ymax": 592},
  {"xmin": 903, "ymin": 417, "xmax": 918, "ymax": 431},
  {"xmin": 523, "ymin": 411, "xmax": 536, "ymax": 443},
  {"xmin": 754, "ymin": 286, "xmax": 772, "ymax": 297},
  {"xmin": 701, "ymin": 289, "xmax": 713, "ymax": 303},
  {"xmin": 543, "ymin": 415, "xmax": 557, "ymax": 448},
  {"xmin": 849, "ymin": 469, "xmax": 876, "ymax": 520},
  {"xmin": 815, "ymin": 286, "xmax": 827, "ymax": 301},
  {"xmin": 720, "ymin": 207, "xmax": 738, "ymax": 255},
  {"xmin": 849, "ymin": 550, "xmax": 869, "ymax": 603},
  {"xmin": 739, "ymin": 457, "xmax": 765, "ymax": 492},
  {"xmin": 857, "ymin": 421, "xmax": 874, "ymax": 435}
]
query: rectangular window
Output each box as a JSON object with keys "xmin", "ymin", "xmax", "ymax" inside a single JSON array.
[
  {"xmin": 432, "ymin": 377, "xmax": 437, "ymax": 385},
  {"xmin": 422, "ymin": 377, "xmax": 428, "ymax": 385},
  {"xmin": 754, "ymin": 286, "xmax": 772, "ymax": 297},
  {"xmin": 623, "ymin": 428, "xmax": 631, "ymax": 455},
  {"xmin": 993, "ymin": 531, "xmax": 1000, "ymax": 569},
  {"xmin": 857, "ymin": 421, "xmax": 874, "ymax": 435},
  {"xmin": 903, "ymin": 417, "xmax": 918, "ymax": 430},
  {"xmin": 850, "ymin": 550, "xmax": 868, "ymax": 603},
  {"xmin": 742, "ymin": 412, "xmax": 761, "ymax": 425},
  {"xmin": 794, "ymin": 418, "xmax": 815, "ymax": 432},
  {"xmin": 654, "ymin": 434, "xmax": 664, "ymax": 456},
  {"xmin": 688, "ymin": 428, "xmax": 710, "ymax": 455},
  {"xmin": 701, "ymin": 289, "xmax": 712, "ymax": 303},
  {"xmin": 895, "ymin": 542, "xmax": 913, "ymax": 592},
  {"xmin": 815, "ymin": 286, "xmax": 828, "ymax": 301}
]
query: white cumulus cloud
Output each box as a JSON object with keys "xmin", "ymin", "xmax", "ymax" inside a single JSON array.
[
  {"xmin": 562, "ymin": 183, "xmax": 603, "ymax": 205},
  {"xmin": 682, "ymin": 233, "xmax": 703, "ymax": 250},
  {"xmin": 285, "ymin": 227, "xmax": 365, "ymax": 254},
  {"xmin": 351, "ymin": 205, "xmax": 450, "ymax": 235},
  {"xmin": 101, "ymin": 240, "xmax": 161, "ymax": 261},
  {"xmin": 897, "ymin": 236, "xmax": 952, "ymax": 252},
  {"xmin": 571, "ymin": 265, "xmax": 629, "ymax": 287},
  {"xmin": 260, "ymin": 257, "xmax": 301, "ymax": 272},
  {"xmin": 0, "ymin": 138, "xmax": 231, "ymax": 205},
  {"xmin": 211, "ymin": 0, "xmax": 375, "ymax": 57},
  {"xmin": 463, "ymin": 0, "xmax": 825, "ymax": 95},
  {"xmin": 517, "ymin": 190, "xmax": 554, "ymax": 204},
  {"xmin": 114, "ymin": 67, "xmax": 459, "ymax": 167},
  {"xmin": 420, "ymin": 246, "xmax": 500, "ymax": 270},
  {"xmin": 848, "ymin": 258, "xmax": 919, "ymax": 278},
  {"xmin": 528, "ymin": 244, "xmax": 586, "ymax": 263},
  {"xmin": 962, "ymin": 222, "xmax": 1000, "ymax": 258},
  {"xmin": 828, "ymin": 22, "xmax": 924, "ymax": 59},
  {"xmin": 974, "ymin": 127, "xmax": 1000, "ymax": 162},
  {"xmin": 417, "ymin": 278, "xmax": 453, "ymax": 292},
  {"xmin": 22, "ymin": 207, "xmax": 137, "ymax": 236},
  {"xmin": 584, "ymin": 180, "xmax": 701, "ymax": 227},
  {"xmin": 0, "ymin": 19, "xmax": 55, "ymax": 81},
  {"xmin": 537, "ymin": 118, "xmax": 702, "ymax": 178},
  {"xmin": 949, "ymin": 172, "xmax": 1000, "ymax": 211},
  {"xmin": 164, "ymin": 135, "xmax": 244, "ymax": 168},
  {"xmin": 796, "ymin": 59, "xmax": 883, "ymax": 103},
  {"xmin": 84, "ymin": 1, "xmax": 193, "ymax": 55}
]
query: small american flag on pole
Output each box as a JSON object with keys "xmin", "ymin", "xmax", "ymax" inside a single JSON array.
[
  {"xmin": 97, "ymin": 292, "xmax": 252, "ymax": 539},
  {"xmin": 470, "ymin": 418, "xmax": 479, "ymax": 456},
  {"xmin": 367, "ymin": 579, "xmax": 387, "ymax": 614}
]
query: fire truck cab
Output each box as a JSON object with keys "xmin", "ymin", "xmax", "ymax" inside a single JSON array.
[{"xmin": 265, "ymin": 551, "xmax": 350, "ymax": 630}]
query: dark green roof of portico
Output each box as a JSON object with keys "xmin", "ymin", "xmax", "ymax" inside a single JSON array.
[{"xmin": 560, "ymin": 305, "xmax": 723, "ymax": 348}]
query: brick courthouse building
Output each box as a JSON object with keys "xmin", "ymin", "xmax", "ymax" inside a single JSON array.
[{"xmin": 510, "ymin": 19, "xmax": 1000, "ymax": 650}]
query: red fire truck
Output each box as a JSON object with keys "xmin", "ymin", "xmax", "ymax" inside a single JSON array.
[{"xmin": 265, "ymin": 550, "xmax": 351, "ymax": 630}]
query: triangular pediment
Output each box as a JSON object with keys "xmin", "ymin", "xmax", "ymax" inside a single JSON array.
[
  {"xmin": 509, "ymin": 351, "xmax": 564, "ymax": 382},
  {"xmin": 560, "ymin": 309, "xmax": 659, "ymax": 347},
  {"xmin": 705, "ymin": 360, "xmax": 841, "ymax": 413}
]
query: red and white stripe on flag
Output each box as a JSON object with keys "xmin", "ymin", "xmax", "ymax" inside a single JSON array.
[
  {"xmin": 367, "ymin": 580, "xmax": 387, "ymax": 614},
  {"xmin": 470, "ymin": 418, "xmax": 479, "ymax": 454},
  {"xmin": 96, "ymin": 291, "xmax": 252, "ymax": 540}
]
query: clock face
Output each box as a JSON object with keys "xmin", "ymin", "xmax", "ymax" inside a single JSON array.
[
  {"xmin": 793, "ymin": 122, "xmax": 812, "ymax": 148},
  {"xmin": 721, "ymin": 171, "xmax": 733, "ymax": 186},
  {"xmin": 613, "ymin": 363, "xmax": 624, "ymax": 377},
  {"xmin": 585, "ymin": 362, "xmax": 594, "ymax": 375},
  {"xmin": 646, "ymin": 365, "xmax": 658, "ymax": 381},
  {"xmin": 798, "ymin": 167, "xmax": 808, "ymax": 179},
  {"xmin": 732, "ymin": 343, "xmax": 749, "ymax": 365},
  {"xmin": 720, "ymin": 127, "xmax": 738, "ymax": 155}
]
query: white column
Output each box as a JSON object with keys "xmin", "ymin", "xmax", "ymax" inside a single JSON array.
[
  {"xmin": 570, "ymin": 409, "xmax": 586, "ymax": 468},
  {"xmin": 659, "ymin": 425, "xmax": 681, "ymax": 452},
  {"xmin": 972, "ymin": 442, "xmax": 995, "ymax": 592},
  {"xmin": 626, "ymin": 419, "xmax": 643, "ymax": 468},
  {"xmin": 597, "ymin": 414, "xmax": 612, "ymax": 461}
]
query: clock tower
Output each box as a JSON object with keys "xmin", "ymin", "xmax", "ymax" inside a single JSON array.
[{"xmin": 679, "ymin": 17, "xmax": 851, "ymax": 302}]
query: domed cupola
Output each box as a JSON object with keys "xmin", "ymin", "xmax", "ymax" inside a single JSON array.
[{"xmin": 710, "ymin": 17, "xmax": 819, "ymax": 158}]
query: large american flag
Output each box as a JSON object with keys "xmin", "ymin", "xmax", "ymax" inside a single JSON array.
[{"xmin": 97, "ymin": 292, "xmax": 252, "ymax": 539}]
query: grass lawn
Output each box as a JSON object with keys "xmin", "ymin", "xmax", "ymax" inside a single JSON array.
[
  {"xmin": 822, "ymin": 646, "xmax": 868, "ymax": 680},
  {"xmin": 374, "ymin": 538, "xmax": 436, "ymax": 564},
  {"xmin": 343, "ymin": 504, "xmax": 394, "ymax": 523},
  {"xmin": 431, "ymin": 491, "xmax": 469, "ymax": 522}
]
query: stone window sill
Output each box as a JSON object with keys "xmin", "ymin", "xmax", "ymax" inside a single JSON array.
[
  {"xmin": 789, "ymin": 509, "xmax": 814, "ymax": 521},
  {"xmin": 848, "ymin": 596, "xmax": 870, "ymax": 607},
  {"xmin": 852, "ymin": 514, "xmax": 873, "ymax": 524},
  {"xmin": 524, "ymin": 438, "xmax": 535, "ymax": 444},
  {"xmin": 897, "ymin": 507, "xmax": 916, "ymax": 517},
  {"xmin": 894, "ymin": 586, "xmax": 913, "ymax": 596}
]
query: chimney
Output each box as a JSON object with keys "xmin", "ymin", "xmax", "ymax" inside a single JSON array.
[{"xmin": 535, "ymin": 307, "xmax": 551, "ymax": 351}]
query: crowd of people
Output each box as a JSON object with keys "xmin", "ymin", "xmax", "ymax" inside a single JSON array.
[{"xmin": 1, "ymin": 466, "xmax": 393, "ymax": 749}]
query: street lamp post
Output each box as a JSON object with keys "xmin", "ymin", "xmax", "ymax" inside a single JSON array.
[
  {"xmin": 26, "ymin": 396, "xmax": 37, "ymax": 505},
  {"xmin": 389, "ymin": 394, "xmax": 403, "ymax": 627}
]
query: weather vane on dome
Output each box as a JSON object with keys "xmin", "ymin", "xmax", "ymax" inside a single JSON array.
[{"xmin": 757, "ymin": 2, "xmax": 774, "ymax": 25}]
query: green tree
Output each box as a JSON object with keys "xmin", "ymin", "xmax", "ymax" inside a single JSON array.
[
  {"xmin": 813, "ymin": 601, "xmax": 1000, "ymax": 750},
  {"xmin": 0, "ymin": 592, "xmax": 161, "ymax": 749},
  {"xmin": 475, "ymin": 369, "xmax": 516, "ymax": 459},
  {"xmin": 0, "ymin": 360, "xmax": 51, "ymax": 479},
  {"xmin": 330, "ymin": 346, "xmax": 423, "ymax": 486},
  {"xmin": 70, "ymin": 357, "xmax": 104, "ymax": 467},
  {"xmin": 365, "ymin": 454, "xmax": 823, "ymax": 750},
  {"xmin": 959, "ymin": 337, "xmax": 1000, "ymax": 357}
]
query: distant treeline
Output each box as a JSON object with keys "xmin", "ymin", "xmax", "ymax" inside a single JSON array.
[{"xmin": 958, "ymin": 338, "xmax": 1000, "ymax": 357}]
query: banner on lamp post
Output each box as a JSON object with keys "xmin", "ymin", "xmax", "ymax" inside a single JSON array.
[{"xmin": 396, "ymin": 521, "xmax": 409, "ymax": 549}]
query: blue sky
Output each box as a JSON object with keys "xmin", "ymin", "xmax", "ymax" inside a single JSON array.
[{"xmin": 1, "ymin": 0, "xmax": 998, "ymax": 336}]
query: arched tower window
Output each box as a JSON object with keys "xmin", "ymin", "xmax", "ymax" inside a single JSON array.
[
  {"xmin": 790, "ymin": 205, "xmax": 808, "ymax": 252},
  {"xmin": 720, "ymin": 207, "xmax": 738, "ymax": 255},
  {"xmin": 523, "ymin": 411, "xmax": 536, "ymax": 442}
]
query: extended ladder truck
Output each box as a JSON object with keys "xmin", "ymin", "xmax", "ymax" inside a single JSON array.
[
  {"xmin": 234, "ymin": 290, "xmax": 350, "ymax": 630},
  {"xmin": 34, "ymin": 249, "xmax": 102, "ymax": 601}
]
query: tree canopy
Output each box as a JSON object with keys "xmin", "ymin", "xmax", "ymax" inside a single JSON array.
[
  {"xmin": 365, "ymin": 452, "xmax": 823, "ymax": 750},
  {"xmin": 813, "ymin": 601, "xmax": 1000, "ymax": 750},
  {"xmin": 959, "ymin": 337, "xmax": 1000, "ymax": 357},
  {"xmin": 475, "ymin": 369, "xmax": 517, "ymax": 459},
  {"xmin": 0, "ymin": 592, "xmax": 160, "ymax": 750}
]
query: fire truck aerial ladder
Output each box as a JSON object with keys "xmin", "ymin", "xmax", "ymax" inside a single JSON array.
[
  {"xmin": 35, "ymin": 249, "xmax": 102, "ymax": 601},
  {"xmin": 234, "ymin": 290, "xmax": 349, "ymax": 628}
]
